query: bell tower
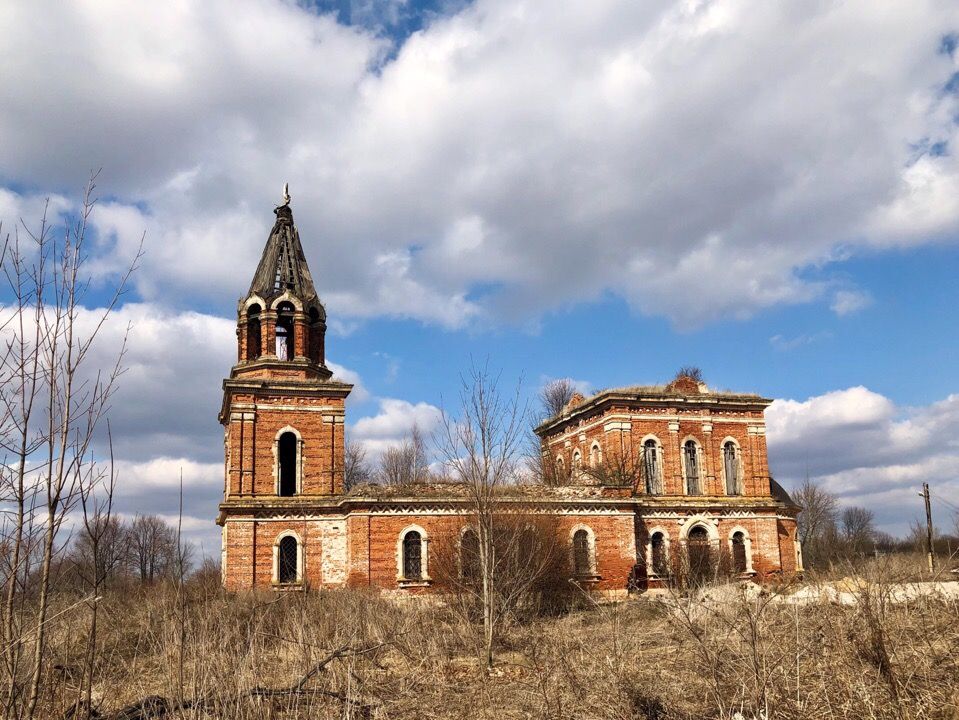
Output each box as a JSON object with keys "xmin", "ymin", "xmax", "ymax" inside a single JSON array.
[{"xmin": 218, "ymin": 189, "xmax": 352, "ymax": 589}]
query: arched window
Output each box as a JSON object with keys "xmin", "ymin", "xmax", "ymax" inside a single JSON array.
[
  {"xmin": 246, "ymin": 304, "xmax": 262, "ymax": 360},
  {"xmin": 402, "ymin": 531, "xmax": 423, "ymax": 580},
  {"xmin": 642, "ymin": 439, "xmax": 662, "ymax": 494},
  {"xmin": 276, "ymin": 301, "xmax": 295, "ymax": 360},
  {"xmin": 278, "ymin": 535, "xmax": 299, "ymax": 584},
  {"xmin": 308, "ymin": 306, "xmax": 322, "ymax": 363},
  {"xmin": 683, "ymin": 440, "xmax": 702, "ymax": 495},
  {"xmin": 732, "ymin": 531, "xmax": 747, "ymax": 574},
  {"xmin": 589, "ymin": 442, "xmax": 601, "ymax": 468},
  {"xmin": 278, "ymin": 431, "xmax": 298, "ymax": 496},
  {"xmin": 650, "ymin": 532, "xmax": 668, "ymax": 576},
  {"xmin": 572, "ymin": 451, "xmax": 582, "ymax": 481},
  {"xmin": 572, "ymin": 528, "xmax": 592, "ymax": 576},
  {"xmin": 461, "ymin": 528, "xmax": 479, "ymax": 582},
  {"xmin": 723, "ymin": 441, "xmax": 741, "ymax": 495},
  {"xmin": 686, "ymin": 525, "xmax": 712, "ymax": 584},
  {"xmin": 555, "ymin": 456, "xmax": 565, "ymax": 483}
]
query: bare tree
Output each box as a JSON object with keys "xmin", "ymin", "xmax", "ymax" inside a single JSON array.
[
  {"xmin": 674, "ymin": 366, "xmax": 704, "ymax": 382},
  {"xmin": 539, "ymin": 378, "xmax": 576, "ymax": 419},
  {"xmin": 841, "ymin": 506, "xmax": 876, "ymax": 555},
  {"xmin": 343, "ymin": 439, "xmax": 371, "ymax": 491},
  {"xmin": 438, "ymin": 363, "xmax": 527, "ymax": 668},
  {"xmin": 0, "ymin": 176, "xmax": 140, "ymax": 719},
  {"xmin": 376, "ymin": 425, "xmax": 429, "ymax": 486},
  {"xmin": 128, "ymin": 514, "xmax": 178, "ymax": 583},
  {"xmin": 792, "ymin": 477, "xmax": 839, "ymax": 565}
]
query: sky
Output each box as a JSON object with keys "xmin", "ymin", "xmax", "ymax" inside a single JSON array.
[{"xmin": 1, "ymin": 0, "xmax": 958, "ymax": 555}]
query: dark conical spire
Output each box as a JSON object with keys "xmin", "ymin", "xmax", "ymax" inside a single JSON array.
[{"xmin": 247, "ymin": 198, "xmax": 320, "ymax": 308}]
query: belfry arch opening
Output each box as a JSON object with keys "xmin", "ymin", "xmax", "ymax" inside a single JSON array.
[
  {"xmin": 276, "ymin": 301, "xmax": 295, "ymax": 360},
  {"xmin": 246, "ymin": 304, "xmax": 262, "ymax": 360},
  {"xmin": 278, "ymin": 431, "xmax": 298, "ymax": 496}
]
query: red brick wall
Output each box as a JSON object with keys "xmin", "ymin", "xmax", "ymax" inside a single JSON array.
[{"xmin": 225, "ymin": 394, "xmax": 345, "ymax": 497}]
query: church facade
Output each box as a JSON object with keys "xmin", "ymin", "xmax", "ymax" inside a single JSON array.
[{"xmin": 217, "ymin": 199, "xmax": 802, "ymax": 593}]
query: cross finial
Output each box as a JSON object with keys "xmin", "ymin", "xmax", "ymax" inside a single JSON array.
[{"xmin": 282, "ymin": 182, "xmax": 291, "ymax": 206}]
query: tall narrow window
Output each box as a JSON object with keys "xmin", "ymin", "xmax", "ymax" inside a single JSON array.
[
  {"xmin": 650, "ymin": 532, "xmax": 667, "ymax": 576},
  {"xmin": 643, "ymin": 439, "xmax": 662, "ymax": 494},
  {"xmin": 276, "ymin": 301, "xmax": 295, "ymax": 360},
  {"xmin": 732, "ymin": 531, "xmax": 747, "ymax": 574},
  {"xmin": 278, "ymin": 432, "xmax": 298, "ymax": 496},
  {"xmin": 684, "ymin": 441, "xmax": 701, "ymax": 495},
  {"xmin": 308, "ymin": 306, "xmax": 322, "ymax": 363},
  {"xmin": 572, "ymin": 451, "xmax": 582, "ymax": 481},
  {"xmin": 589, "ymin": 443, "xmax": 601, "ymax": 468},
  {"xmin": 403, "ymin": 531, "xmax": 423, "ymax": 580},
  {"xmin": 687, "ymin": 526, "xmax": 711, "ymax": 584},
  {"xmin": 246, "ymin": 304, "xmax": 262, "ymax": 360},
  {"xmin": 724, "ymin": 441, "xmax": 740, "ymax": 495},
  {"xmin": 573, "ymin": 529, "xmax": 592, "ymax": 576},
  {"xmin": 461, "ymin": 528, "xmax": 479, "ymax": 582},
  {"xmin": 278, "ymin": 536, "xmax": 298, "ymax": 584}
]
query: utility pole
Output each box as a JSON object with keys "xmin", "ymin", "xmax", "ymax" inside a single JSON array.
[{"xmin": 920, "ymin": 483, "xmax": 935, "ymax": 574}]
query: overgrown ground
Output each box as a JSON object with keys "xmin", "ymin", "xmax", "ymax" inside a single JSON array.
[{"xmin": 28, "ymin": 557, "xmax": 959, "ymax": 719}]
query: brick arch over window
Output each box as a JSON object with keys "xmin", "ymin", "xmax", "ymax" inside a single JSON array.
[
  {"xmin": 680, "ymin": 437, "xmax": 704, "ymax": 495},
  {"xmin": 274, "ymin": 426, "xmax": 303, "ymax": 496},
  {"xmin": 589, "ymin": 441, "xmax": 602, "ymax": 468},
  {"xmin": 646, "ymin": 526, "xmax": 670, "ymax": 577},
  {"xmin": 721, "ymin": 437, "xmax": 744, "ymax": 495},
  {"xmin": 272, "ymin": 530, "xmax": 303, "ymax": 585},
  {"xmin": 728, "ymin": 526, "xmax": 754, "ymax": 574},
  {"xmin": 397, "ymin": 525, "xmax": 429, "ymax": 584},
  {"xmin": 570, "ymin": 524, "xmax": 597, "ymax": 577}
]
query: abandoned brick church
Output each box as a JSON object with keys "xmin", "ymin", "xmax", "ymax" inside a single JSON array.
[{"xmin": 217, "ymin": 199, "xmax": 802, "ymax": 593}]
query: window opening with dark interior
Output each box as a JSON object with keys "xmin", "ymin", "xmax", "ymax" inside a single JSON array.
[
  {"xmin": 278, "ymin": 536, "xmax": 298, "ymax": 583},
  {"xmin": 278, "ymin": 432, "xmax": 298, "ymax": 496},
  {"xmin": 246, "ymin": 304, "xmax": 261, "ymax": 360},
  {"xmin": 403, "ymin": 531, "xmax": 422, "ymax": 580},
  {"xmin": 276, "ymin": 301, "xmax": 295, "ymax": 360},
  {"xmin": 732, "ymin": 531, "xmax": 748, "ymax": 574}
]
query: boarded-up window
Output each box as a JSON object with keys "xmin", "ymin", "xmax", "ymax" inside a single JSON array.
[
  {"xmin": 684, "ymin": 441, "xmax": 701, "ymax": 495},
  {"xmin": 278, "ymin": 432, "xmax": 298, "ymax": 496},
  {"xmin": 724, "ymin": 441, "xmax": 740, "ymax": 495},
  {"xmin": 651, "ymin": 532, "xmax": 667, "ymax": 576},
  {"xmin": 573, "ymin": 529, "xmax": 592, "ymax": 576},
  {"xmin": 643, "ymin": 439, "xmax": 662, "ymax": 494},
  {"xmin": 403, "ymin": 531, "xmax": 422, "ymax": 580},
  {"xmin": 278, "ymin": 536, "xmax": 298, "ymax": 583},
  {"xmin": 732, "ymin": 531, "xmax": 747, "ymax": 574}
]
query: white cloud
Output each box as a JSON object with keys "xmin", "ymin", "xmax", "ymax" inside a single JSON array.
[
  {"xmin": 830, "ymin": 289, "xmax": 873, "ymax": 317},
  {"xmin": 769, "ymin": 331, "xmax": 832, "ymax": 352},
  {"xmin": 767, "ymin": 387, "xmax": 959, "ymax": 535},
  {"xmin": 349, "ymin": 397, "xmax": 443, "ymax": 458},
  {"xmin": 1, "ymin": 0, "xmax": 958, "ymax": 328}
]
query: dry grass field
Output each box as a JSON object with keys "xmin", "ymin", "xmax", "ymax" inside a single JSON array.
[{"xmin": 20, "ymin": 555, "xmax": 958, "ymax": 720}]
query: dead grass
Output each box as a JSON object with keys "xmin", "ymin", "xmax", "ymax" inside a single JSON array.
[{"xmin": 20, "ymin": 571, "xmax": 959, "ymax": 719}]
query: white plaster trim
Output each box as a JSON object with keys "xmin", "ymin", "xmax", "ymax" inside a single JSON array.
[
  {"xmin": 397, "ymin": 524, "xmax": 430, "ymax": 582},
  {"xmin": 569, "ymin": 523, "xmax": 597, "ymax": 576},
  {"xmin": 270, "ymin": 292, "xmax": 304, "ymax": 311},
  {"xmin": 589, "ymin": 441, "xmax": 602, "ymax": 468},
  {"xmin": 679, "ymin": 515, "xmax": 720, "ymax": 542},
  {"xmin": 242, "ymin": 294, "xmax": 266, "ymax": 312},
  {"xmin": 272, "ymin": 530, "xmax": 304, "ymax": 584},
  {"xmin": 545, "ymin": 413, "xmax": 766, "ymax": 447},
  {"xmin": 727, "ymin": 525, "xmax": 754, "ymax": 573},
  {"xmin": 274, "ymin": 425, "xmax": 304, "ymax": 496},
  {"xmin": 720, "ymin": 436, "xmax": 744, "ymax": 496},
  {"xmin": 645, "ymin": 526, "xmax": 671, "ymax": 576},
  {"xmin": 679, "ymin": 436, "xmax": 704, "ymax": 495}
]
